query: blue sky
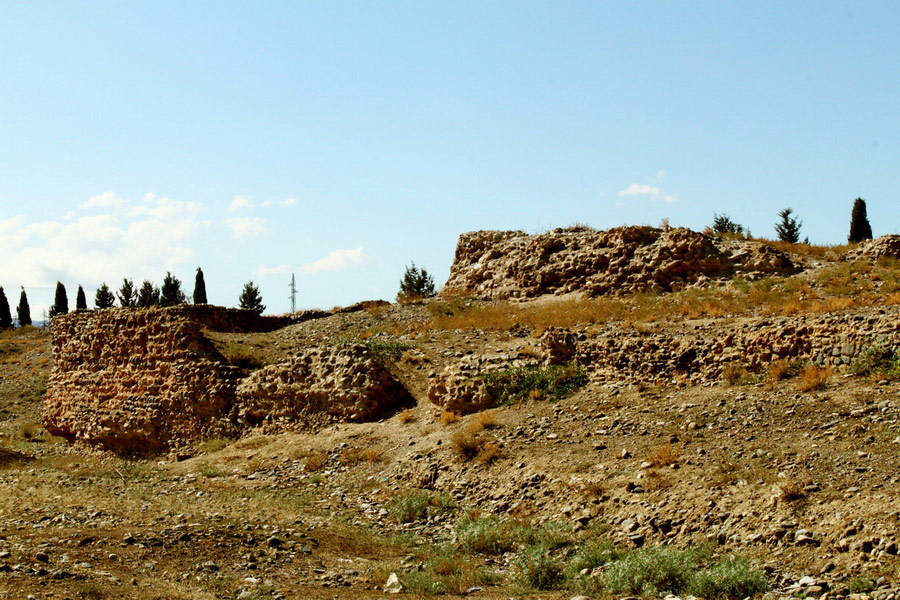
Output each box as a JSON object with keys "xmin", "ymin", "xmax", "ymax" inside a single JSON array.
[{"xmin": 1, "ymin": 1, "xmax": 898, "ymax": 316}]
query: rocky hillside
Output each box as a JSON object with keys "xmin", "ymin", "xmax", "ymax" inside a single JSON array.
[{"xmin": 0, "ymin": 231, "xmax": 898, "ymax": 599}]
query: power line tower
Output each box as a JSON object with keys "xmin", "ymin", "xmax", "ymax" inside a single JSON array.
[{"xmin": 288, "ymin": 273, "xmax": 297, "ymax": 313}]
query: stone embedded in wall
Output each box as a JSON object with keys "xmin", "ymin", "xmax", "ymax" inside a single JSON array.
[
  {"xmin": 235, "ymin": 344, "xmax": 413, "ymax": 426},
  {"xmin": 539, "ymin": 327, "xmax": 578, "ymax": 365},
  {"xmin": 442, "ymin": 226, "xmax": 800, "ymax": 300}
]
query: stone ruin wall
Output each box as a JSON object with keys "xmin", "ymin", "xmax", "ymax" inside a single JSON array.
[
  {"xmin": 557, "ymin": 306, "xmax": 900, "ymax": 384},
  {"xmin": 426, "ymin": 306, "xmax": 900, "ymax": 414},
  {"xmin": 43, "ymin": 306, "xmax": 294, "ymax": 451},
  {"xmin": 43, "ymin": 306, "xmax": 412, "ymax": 453},
  {"xmin": 443, "ymin": 226, "xmax": 799, "ymax": 300}
]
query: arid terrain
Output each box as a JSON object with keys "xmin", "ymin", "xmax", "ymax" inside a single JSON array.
[{"xmin": 1, "ymin": 228, "xmax": 899, "ymax": 600}]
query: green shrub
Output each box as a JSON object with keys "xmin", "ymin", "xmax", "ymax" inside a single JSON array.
[
  {"xmin": 850, "ymin": 345, "xmax": 900, "ymax": 379},
  {"xmin": 336, "ymin": 337, "xmax": 411, "ymax": 362},
  {"xmin": 478, "ymin": 363, "xmax": 587, "ymax": 404},
  {"xmin": 564, "ymin": 539, "xmax": 624, "ymax": 594},
  {"xmin": 514, "ymin": 545, "xmax": 564, "ymax": 590},
  {"xmin": 601, "ymin": 545, "xmax": 710, "ymax": 597},
  {"xmin": 387, "ymin": 489, "xmax": 455, "ymax": 524},
  {"xmin": 401, "ymin": 545, "xmax": 499, "ymax": 595},
  {"xmin": 847, "ymin": 575, "xmax": 876, "ymax": 594},
  {"xmin": 564, "ymin": 539, "xmax": 623, "ymax": 579},
  {"xmin": 687, "ymin": 556, "xmax": 769, "ymax": 600},
  {"xmin": 455, "ymin": 514, "xmax": 522, "ymax": 555},
  {"xmin": 455, "ymin": 513, "xmax": 571, "ymax": 556}
]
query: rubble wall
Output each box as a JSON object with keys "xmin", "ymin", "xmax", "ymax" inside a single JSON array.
[{"xmin": 443, "ymin": 226, "xmax": 799, "ymax": 300}]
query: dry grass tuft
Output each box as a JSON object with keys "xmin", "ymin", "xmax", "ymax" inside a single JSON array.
[
  {"xmin": 439, "ymin": 411, "xmax": 461, "ymax": 425},
  {"xmin": 304, "ymin": 450, "xmax": 328, "ymax": 472},
  {"xmin": 450, "ymin": 421, "xmax": 501, "ymax": 464},
  {"xmin": 646, "ymin": 442, "xmax": 680, "ymax": 467},
  {"xmin": 796, "ymin": 364, "xmax": 831, "ymax": 392},
  {"xmin": 474, "ymin": 440, "xmax": 502, "ymax": 465},
  {"xmin": 363, "ymin": 448, "xmax": 383, "ymax": 462},
  {"xmin": 398, "ymin": 409, "xmax": 417, "ymax": 424},
  {"xmin": 767, "ymin": 359, "xmax": 793, "ymax": 381},
  {"xmin": 579, "ymin": 479, "xmax": 605, "ymax": 497},
  {"xmin": 778, "ymin": 480, "xmax": 806, "ymax": 502},
  {"xmin": 338, "ymin": 447, "xmax": 363, "ymax": 466},
  {"xmin": 722, "ymin": 364, "xmax": 753, "ymax": 385},
  {"xmin": 471, "ymin": 409, "xmax": 498, "ymax": 429}
]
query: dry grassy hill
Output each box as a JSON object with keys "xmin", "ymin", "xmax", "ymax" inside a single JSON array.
[{"xmin": 1, "ymin": 235, "xmax": 899, "ymax": 600}]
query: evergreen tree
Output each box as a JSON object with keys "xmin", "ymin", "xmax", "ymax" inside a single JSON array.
[
  {"xmin": 238, "ymin": 281, "xmax": 265, "ymax": 314},
  {"xmin": 159, "ymin": 272, "xmax": 186, "ymax": 307},
  {"xmin": 75, "ymin": 285, "xmax": 88, "ymax": 310},
  {"xmin": 49, "ymin": 281, "xmax": 69, "ymax": 318},
  {"xmin": 94, "ymin": 283, "xmax": 116, "ymax": 309},
  {"xmin": 397, "ymin": 262, "xmax": 436, "ymax": 302},
  {"xmin": 193, "ymin": 267, "xmax": 208, "ymax": 304},
  {"xmin": 0, "ymin": 287, "xmax": 12, "ymax": 329},
  {"xmin": 774, "ymin": 208, "xmax": 802, "ymax": 244},
  {"xmin": 117, "ymin": 278, "xmax": 136, "ymax": 307},
  {"xmin": 136, "ymin": 280, "xmax": 160, "ymax": 307},
  {"xmin": 711, "ymin": 213, "xmax": 745, "ymax": 236},
  {"xmin": 848, "ymin": 197, "xmax": 873, "ymax": 243},
  {"xmin": 17, "ymin": 288, "xmax": 31, "ymax": 327}
]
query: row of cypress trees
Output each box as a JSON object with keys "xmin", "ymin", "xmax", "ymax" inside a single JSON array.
[{"xmin": 1, "ymin": 268, "xmax": 266, "ymax": 329}]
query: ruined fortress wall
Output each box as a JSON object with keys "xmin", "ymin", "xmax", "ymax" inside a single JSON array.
[
  {"xmin": 443, "ymin": 226, "xmax": 798, "ymax": 300},
  {"xmin": 43, "ymin": 306, "xmax": 273, "ymax": 451},
  {"xmin": 43, "ymin": 306, "xmax": 410, "ymax": 452},
  {"xmin": 575, "ymin": 306, "xmax": 900, "ymax": 383}
]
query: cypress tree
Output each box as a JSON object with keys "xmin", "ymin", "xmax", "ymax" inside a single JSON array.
[
  {"xmin": 17, "ymin": 288, "xmax": 31, "ymax": 327},
  {"xmin": 159, "ymin": 272, "xmax": 186, "ymax": 306},
  {"xmin": 117, "ymin": 278, "xmax": 136, "ymax": 307},
  {"xmin": 774, "ymin": 208, "xmax": 802, "ymax": 244},
  {"xmin": 0, "ymin": 287, "xmax": 11, "ymax": 329},
  {"xmin": 238, "ymin": 281, "xmax": 265, "ymax": 314},
  {"xmin": 76, "ymin": 285, "xmax": 88, "ymax": 310},
  {"xmin": 193, "ymin": 267, "xmax": 208, "ymax": 304},
  {"xmin": 94, "ymin": 283, "xmax": 116, "ymax": 309},
  {"xmin": 136, "ymin": 280, "xmax": 160, "ymax": 307},
  {"xmin": 848, "ymin": 197, "xmax": 873, "ymax": 243},
  {"xmin": 49, "ymin": 281, "xmax": 69, "ymax": 318}
]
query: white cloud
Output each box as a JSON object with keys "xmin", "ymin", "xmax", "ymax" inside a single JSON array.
[
  {"xmin": 258, "ymin": 263, "xmax": 290, "ymax": 277},
  {"xmin": 261, "ymin": 198, "xmax": 295, "ymax": 208},
  {"xmin": 0, "ymin": 193, "xmax": 200, "ymax": 293},
  {"xmin": 618, "ymin": 183, "xmax": 678, "ymax": 204},
  {"xmin": 224, "ymin": 216, "xmax": 267, "ymax": 239},
  {"xmin": 619, "ymin": 183, "xmax": 661, "ymax": 198},
  {"xmin": 81, "ymin": 190, "xmax": 124, "ymax": 210},
  {"xmin": 228, "ymin": 195, "xmax": 253, "ymax": 213},
  {"xmin": 301, "ymin": 248, "xmax": 369, "ymax": 274}
]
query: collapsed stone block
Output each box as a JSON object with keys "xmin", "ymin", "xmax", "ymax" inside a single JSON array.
[{"xmin": 235, "ymin": 344, "xmax": 413, "ymax": 425}]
